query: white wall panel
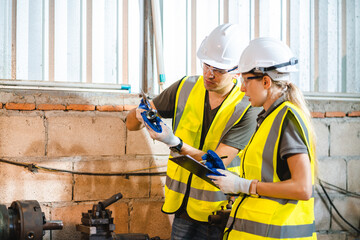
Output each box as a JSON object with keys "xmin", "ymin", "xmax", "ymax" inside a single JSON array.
[{"xmin": 0, "ymin": 0, "xmax": 11, "ymax": 79}]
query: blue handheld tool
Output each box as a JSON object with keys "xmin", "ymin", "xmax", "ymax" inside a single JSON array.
[{"xmin": 140, "ymin": 91, "xmax": 162, "ymax": 133}]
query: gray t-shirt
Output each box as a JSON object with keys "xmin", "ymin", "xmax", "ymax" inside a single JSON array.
[
  {"xmin": 153, "ymin": 78, "xmax": 260, "ymax": 150},
  {"xmin": 256, "ymin": 95, "xmax": 309, "ymax": 181}
]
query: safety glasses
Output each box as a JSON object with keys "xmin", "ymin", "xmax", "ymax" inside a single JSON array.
[
  {"xmin": 201, "ymin": 62, "xmax": 238, "ymax": 75},
  {"xmin": 239, "ymin": 74, "xmax": 263, "ymax": 86}
]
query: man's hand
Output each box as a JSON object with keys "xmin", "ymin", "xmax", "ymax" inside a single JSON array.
[
  {"xmin": 208, "ymin": 169, "xmax": 252, "ymax": 194},
  {"xmin": 135, "ymin": 98, "xmax": 150, "ymax": 123},
  {"xmin": 202, "ymin": 150, "xmax": 226, "ymax": 170},
  {"xmin": 144, "ymin": 120, "xmax": 180, "ymax": 147}
]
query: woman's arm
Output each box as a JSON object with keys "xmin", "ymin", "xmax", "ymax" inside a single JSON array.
[{"xmin": 256, "ymin": 153, "xmax": 313, "ymax": 200}]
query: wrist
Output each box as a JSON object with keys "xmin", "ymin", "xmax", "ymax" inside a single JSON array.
[
  {"xmin": 166, "ymin": 136, "xmax": 181, "ymax": 147},
  {"xmin": 169, "ymin": 137, "xmax": 183, "ymax": 153},
  {"xmin": 249, "ymin": 179, "xmax": 259, "ymax": 197}
]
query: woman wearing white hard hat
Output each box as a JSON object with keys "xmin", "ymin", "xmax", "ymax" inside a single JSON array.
[{"xmin": 209, "ymin": 37, "xmax": 317, "ymax": 239}]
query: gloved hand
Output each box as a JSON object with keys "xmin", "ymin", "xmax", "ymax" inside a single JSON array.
[
  {"xmin": 202, "ymin": 150, "xmax": 225, "ymax": 169},
  {"xmin": 144, "ymin": 119, "xmax": 180, "ymax": 147},
  {"xmin": 208, "ymin": 169, "xmax": 252, "ymax": 194},
  {"xmin": 202, "ymin": 150, "xmax": 226, "ymax": 176},
  {"xmin": 135, "ymin": 98, "xmax": 150, "ymax": 123}
]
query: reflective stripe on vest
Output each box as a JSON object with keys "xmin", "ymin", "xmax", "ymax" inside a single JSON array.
[
  {"xmin": 162, "ymin": 75, "xmax": 251, "ymax": 222},
  {"xmin": 226, "ymin": 217, "xmax": 316, "ymax": 238},
  {"xmin": 225, "ymin": 102, "xmax": 316, "ymax": 239}
]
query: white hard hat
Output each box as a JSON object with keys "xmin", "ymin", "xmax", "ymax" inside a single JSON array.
[
  {"xmin": 238, "ymin": 37, "xmax": 298, "ymax": 81},
  {"xmin": 197, "ymin": 23, "xmax": 243, "ymax": 70}
]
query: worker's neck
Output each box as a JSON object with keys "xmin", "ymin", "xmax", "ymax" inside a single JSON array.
[{"xmin": 208, "ymin": 83, "xmax": 234, "ymax": 109}]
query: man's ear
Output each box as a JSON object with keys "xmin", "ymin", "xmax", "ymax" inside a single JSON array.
[{"xmin": 263, "ymin": 75, "xmax": 272, "ymax": 89}]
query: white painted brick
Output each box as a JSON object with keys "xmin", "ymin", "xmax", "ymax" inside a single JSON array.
[
  {"xmin": 313, "ymin": 119, "xmax": 329, "ymax": 157},
  {"xmin": 47, "ymin": 112, "xmax": 126, "ymax": 157},
  {"xmin": 0, "ymin": 114, "xmax": 45, "ymax": 157},
  {"xmin": 314, "ymin": 191, "xmax": 331, "ymax": 231},
  {"xmin": 331, "ymin": 197, "xmax": 360, "ymax": 231},
  {"xmin": 348, "ymin": 159, "xmax": 360, "ymax": 193},
  {"xmin": 317, "ymin": 158, "xmax": 347, "ymax": 191},
  {"xmin": 317, "ymin": 232, "xmax": 347, "ymax": 240},
  {"xmin": 330, "ymin": 120, "xmax": 360, "ymax": 156}
]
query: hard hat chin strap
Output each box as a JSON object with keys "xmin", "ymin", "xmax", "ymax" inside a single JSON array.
[{"xmin": 254, "ymin": 57, "xmax": 298, "ymax": 73}]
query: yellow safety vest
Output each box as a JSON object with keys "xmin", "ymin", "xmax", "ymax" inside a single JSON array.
[
  {"xmin": 224, "ymin": 101, "xmax": 317, "ymax": 240},
  {"xmin": 161, "ymin": 75, "xmax": 251, "ymax": 222}
]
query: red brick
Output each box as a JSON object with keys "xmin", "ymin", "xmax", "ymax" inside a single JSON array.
[
  {"xmin": 325, "ymin": 111, "xmax": 346, "ymax": 118},
  {"xmin": 96, "ymin": 105, "xmax": 124, "ymax": 112},
  {"xmin": 66, "ymin": 104, "xmax": 95, "ymax": 111},
  {"xmin": 123, "ymin": 105, "xmax": 137, "ymax": 111},
  {"xmin": 347, "ymin": 111, "xmax": 360, "ymax": 117},
  {"xmin": 5, "ymin": 102, "xmax": 35, "ymax": 110},
  {"xmin": 37, "ymin": 104, "xmax": 66, "ymax": 111},
  {"xmin": 311, "ymin": 112, "xmax": 325, "ymax": 118}
]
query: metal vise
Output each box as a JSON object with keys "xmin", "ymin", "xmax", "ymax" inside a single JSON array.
[
  {"xmin": 0, "ymin": 200, "xmax": 63, "ymax": 240},
  {"xmin": 77, "ymin": 192, "xmax": 123, "ymax": 240},
  {"xmin": 76, "ymin": 193, "xmax": 160, "ymax": 240}
]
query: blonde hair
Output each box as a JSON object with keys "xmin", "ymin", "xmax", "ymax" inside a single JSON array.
[{"xmin": 272, "ymin": 80, "xmax": 318, "ymax": 177}]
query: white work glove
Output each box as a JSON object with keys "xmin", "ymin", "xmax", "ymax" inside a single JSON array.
[
  {"xmin": 144, "ymin": 120, "xmax": 180, "ymax": 147},
  {"xmin": 208, "ymin": 169, "xmax": 252, "ymax": 194}
]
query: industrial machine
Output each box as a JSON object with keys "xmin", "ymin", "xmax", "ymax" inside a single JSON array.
[
  {"xmin": 0, "ymin": 200, "xmax": 63, "ymax": 240},
  {"xmin": 77, "ymin": 193, "xmax": 160, "ymax": 240},
  {"xmin": 208, "ymin": 197, "xmax": 234, "ymax": 238}
]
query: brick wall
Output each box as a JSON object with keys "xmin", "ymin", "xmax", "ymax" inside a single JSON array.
[{"xmin": 0, "ymin": 89, "xmax": 359, "ymax": 240}]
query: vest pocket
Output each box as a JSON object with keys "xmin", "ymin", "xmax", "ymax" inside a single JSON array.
[{"xmin": 236, "ymin": 198, "xmax": 279, "ymax": 237}]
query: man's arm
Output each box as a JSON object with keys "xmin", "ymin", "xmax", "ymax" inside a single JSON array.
[{"xmin": 178, "ymin": 142, "xmax": 238, "ymax": 164}]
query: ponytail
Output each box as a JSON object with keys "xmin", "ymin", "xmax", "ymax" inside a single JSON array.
[{"xmin": 273, "ymin": 80, "xmax": 318, "ymax": 176}]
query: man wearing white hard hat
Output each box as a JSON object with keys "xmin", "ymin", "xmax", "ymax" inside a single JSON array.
[
  {"xmin": 209, "ymin": 37, "xmax": 317, "ymax": 239},
  {"xmin": 126, "ymin": 24, "xmax": 259, "ymax": 239}
]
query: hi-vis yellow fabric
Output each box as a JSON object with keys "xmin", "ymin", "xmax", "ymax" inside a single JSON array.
[
  {"xmin": 224, "ymin": 101, "xmax": 317, "ymax": 239},
  {"xmin": 161, "ymin": 76, "xmax": 250, "ymax": 222}
]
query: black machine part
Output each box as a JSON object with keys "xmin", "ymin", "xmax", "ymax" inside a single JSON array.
[
  {"xmin": 0, "ymin": 200, "xmax": 63, "ymax": 240},
  {"xmin": 208, "ymin": 196, "xmax": 234, "ymax": 237},
  {"xmin": 77, "ymin": 193, "xmax": 160, "ymax": 240},
  {"xmin": 117, "ymin": 233, "xmax": 160, "ymax": 240}
]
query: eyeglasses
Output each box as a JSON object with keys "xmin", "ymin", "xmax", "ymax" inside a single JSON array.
[
  {"xmin": 239, "ymin": 75, "xmax": 263, "ymax": 86},
  {"xmin": 201, "ymin": 62, "xmax": 238, "ymax": 76}
]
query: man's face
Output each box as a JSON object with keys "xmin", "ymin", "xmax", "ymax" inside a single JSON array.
[{"xmin": 202, "ymin": 63, "xmax": 237, "ymax": 92}]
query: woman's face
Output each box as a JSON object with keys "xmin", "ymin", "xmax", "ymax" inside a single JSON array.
[{"xmin": 240, "ymin": 73, "xmax": 268, "ymax": 107}]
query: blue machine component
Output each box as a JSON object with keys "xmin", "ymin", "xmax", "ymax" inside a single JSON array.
[{"xmin": 140, "ymin": 91, "xmax": 162, "ymax": 133}]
